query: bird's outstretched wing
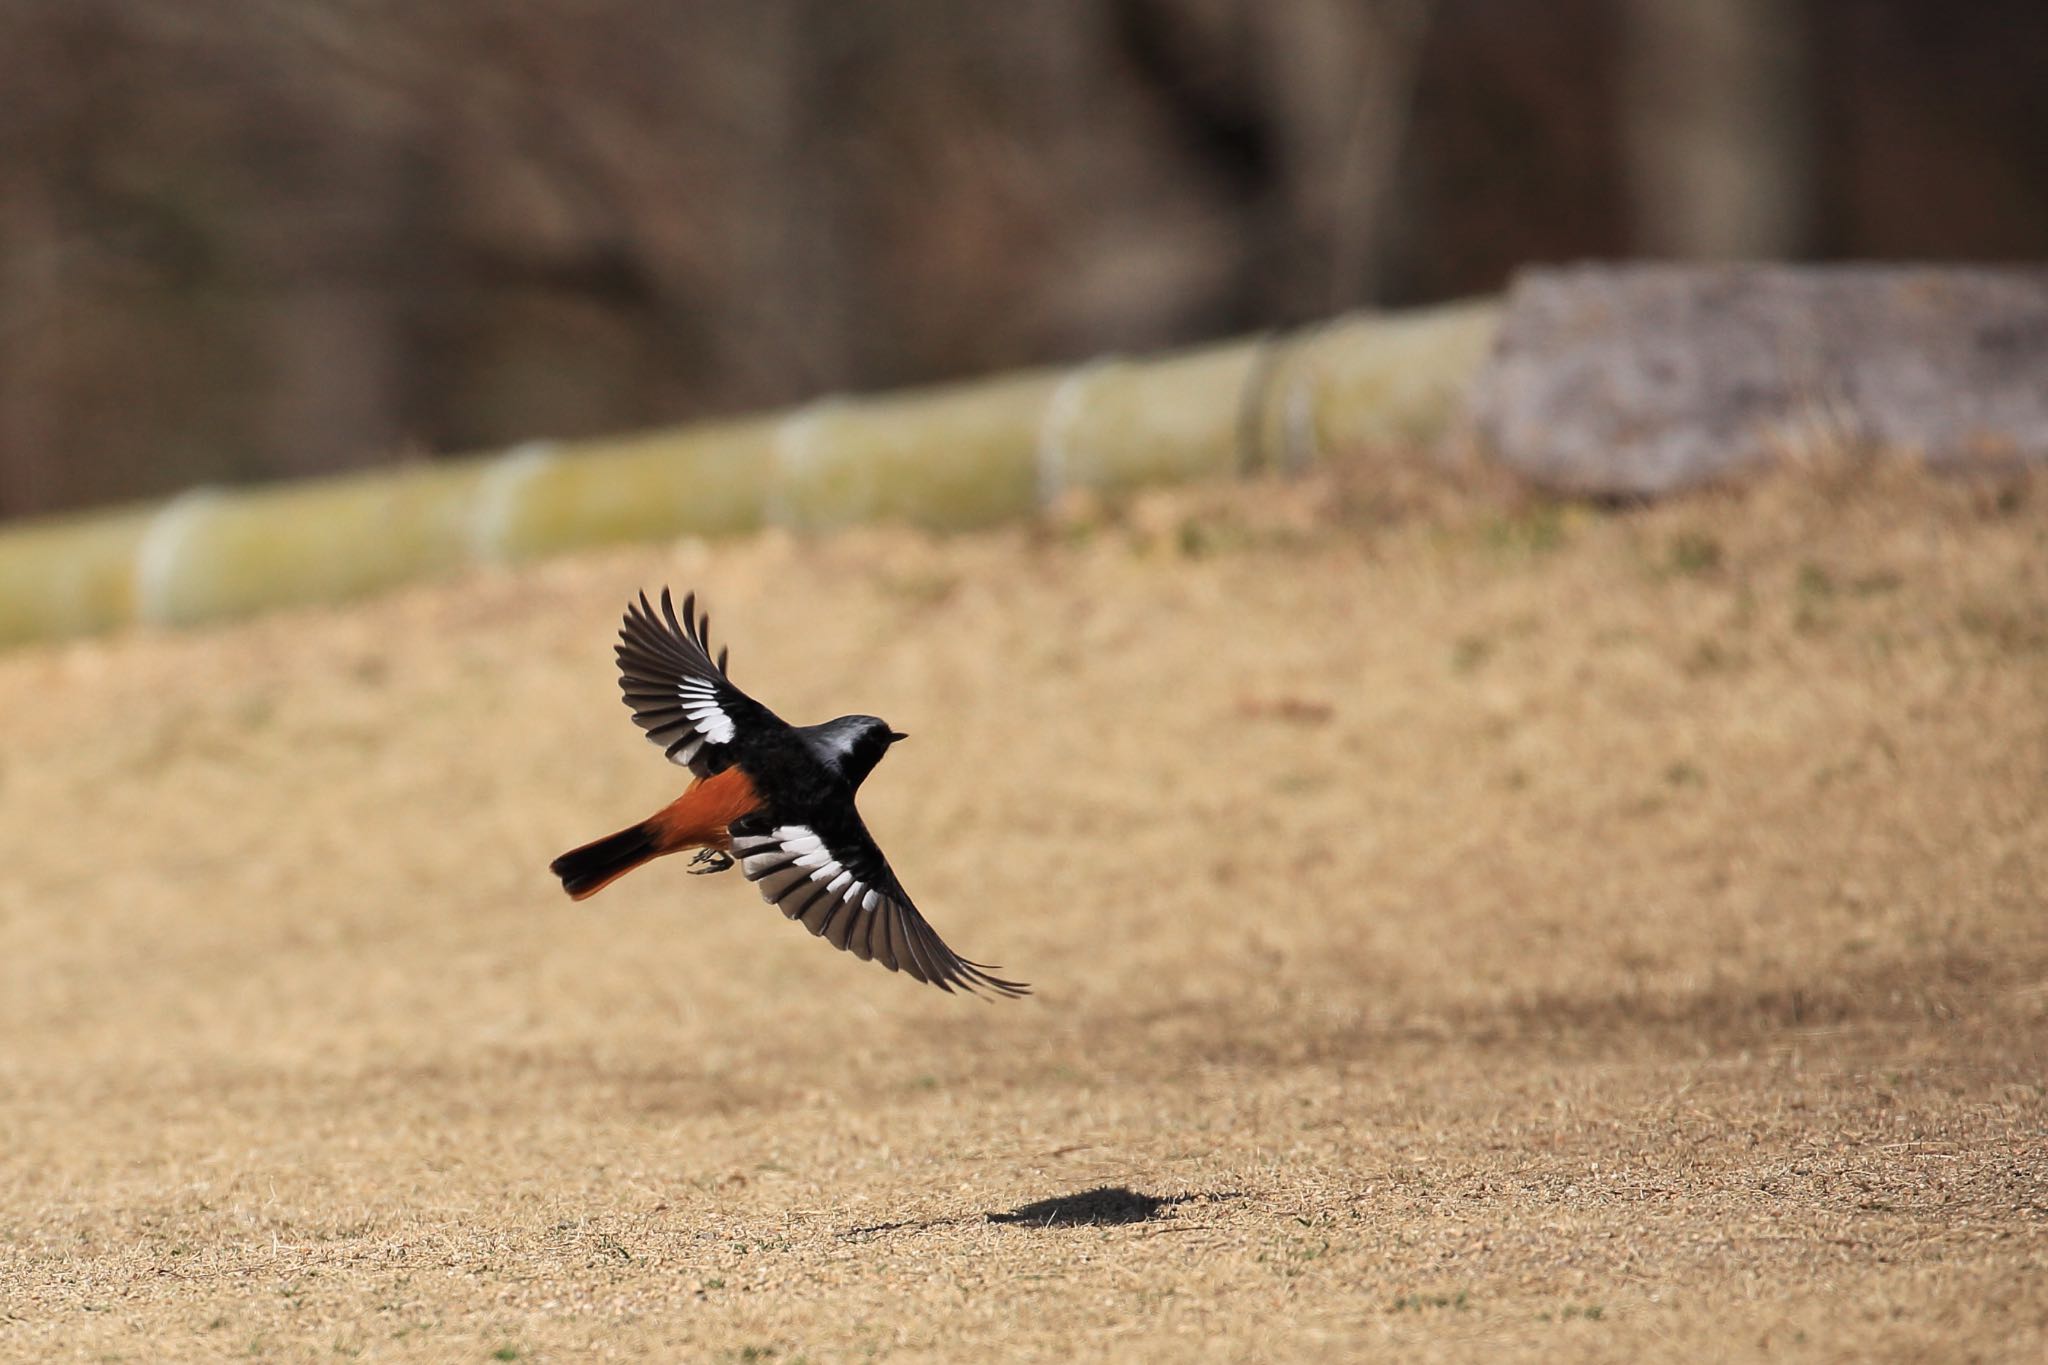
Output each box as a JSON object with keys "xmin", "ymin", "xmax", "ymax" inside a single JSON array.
[
  {"xmin": 729, "ymin": 811, "xmax": 1028, "ymax": 999},
  {"xmin": 616, "ymin": 588, "xmax": 786, "ymax": 777}
]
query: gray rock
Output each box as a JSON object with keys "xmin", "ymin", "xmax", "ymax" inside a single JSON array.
[{"xmin": 1469, "ymin": 264, "xmax": 2048, "ymax": 495}]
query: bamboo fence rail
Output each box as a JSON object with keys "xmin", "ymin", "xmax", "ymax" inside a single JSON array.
[{"xmin": 0, "ymin": 300, "xmax": 1497, "ymax": 645}]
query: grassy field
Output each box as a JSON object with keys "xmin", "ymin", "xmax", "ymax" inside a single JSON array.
[{"xmin": 1, "ymin": 455, "xmax": 2043, "ymax": 1361}]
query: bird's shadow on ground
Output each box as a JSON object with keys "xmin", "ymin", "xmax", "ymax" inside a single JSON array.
[
  {"xmin": 987, "ymin": 1186, "xmax": 1197, "ymax": 1227},
  {"xmin": 842, "ymin": 1186, "xmax": 1239, "ymax": 1240}
]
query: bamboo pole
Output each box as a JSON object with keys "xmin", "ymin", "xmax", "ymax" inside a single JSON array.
[{"xmin": 0, "ymin": 300, "xmax": 1497, "ymax": 646}]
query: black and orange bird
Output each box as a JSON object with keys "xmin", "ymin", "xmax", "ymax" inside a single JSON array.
[{"xmin": 550, "ymin": 589, "xmax": 1028, "ymax": 999}]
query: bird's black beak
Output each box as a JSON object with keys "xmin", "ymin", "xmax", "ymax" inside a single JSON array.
[{"xmin": 889, "ymin": 731, "xmax": 910, "ymax": 743}]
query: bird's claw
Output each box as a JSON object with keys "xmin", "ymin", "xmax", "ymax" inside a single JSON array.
[{"xmin": 686, "ymin": 848, "xmax": 734, "ymax": 875}]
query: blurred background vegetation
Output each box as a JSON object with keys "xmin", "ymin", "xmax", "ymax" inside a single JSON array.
[{"xmin": 1, "ymin": 0, "xmax": 2043, "ymax": 520}]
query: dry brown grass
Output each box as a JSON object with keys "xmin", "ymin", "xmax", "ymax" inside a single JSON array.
[{"xmin": 2, "ymin": 455, "xmax": 2044, "ymax": 1362}]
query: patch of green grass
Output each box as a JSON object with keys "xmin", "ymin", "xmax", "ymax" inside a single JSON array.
[
  {"xmin": 1667, "ymin": 531, "xmax": 1723, "ymax": 576},
  {"xmin": 491, "ymin": 1348, "xmax": 522, "ymax": 1362},
  {"xmin": 1481, "ymin": 504, "xmax": 1569, "ymax": 557},
  {"xmin": 1538, "ymin": 1304, "xmax": 1606, "ymax": 1323},
  {"xmin": 1390, "ymin": 1291, "xmax": 1470, "ymax": 1313},
  {"xmin": 1796, "ymin": 562, "xmax": 1835, "ymax": 599},
  {"xmin": 1794, "ymin": 561, "xmax": 1853, "ymax": 634},
  {"xmin": 1664, "ymin": 760, "xmax": 1705, "ymax": 788},
  {"xmin": 1171, "ymin": 514, "xmax": 1311, "ymax": 559},
  {"xmin": 1451, "ymin": 635, "xmax": 1493, "ymax": 673}
]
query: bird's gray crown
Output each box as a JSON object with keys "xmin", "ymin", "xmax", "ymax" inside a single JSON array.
[{"xmin": 799, "ymin": 714, "xmax": 902, "ymax": 785}]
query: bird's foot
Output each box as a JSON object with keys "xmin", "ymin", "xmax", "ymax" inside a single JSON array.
[{"xmin": 686, "ymin": 848, "xmax": 734, "ymax": 875}]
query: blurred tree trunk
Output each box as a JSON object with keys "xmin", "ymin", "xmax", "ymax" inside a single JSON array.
[
  {"xmin": 1620, "ymin": 0, "xmax": 1813, "ymax": 258},
  {"xmin": 256, "ymin": 115, "xmax": 409, "ymax": 477},
  {"xmin": 0, "ymin": 2, "xmax": 79, "ymax": 516},
  {"xmin": 1260, "ymin": 0, "xmax": 1436, "ymax": 315},
  {"xmin": 0, "ymin": 185, "xmax": 65, "ymax": 515}
]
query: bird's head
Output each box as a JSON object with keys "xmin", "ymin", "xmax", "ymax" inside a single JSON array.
[{"xmin": 808, "ymin": 714, "xmax": 907, "ymax": 786}]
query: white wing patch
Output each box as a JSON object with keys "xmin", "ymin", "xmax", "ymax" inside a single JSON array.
[
  {"xmin": 677, "ymin": 677, "xmax": 736, "ymax": 745},
  {"xmin": 617, "ymin": 589, "xmax": 758, "ymax": 775},
  {"xmin": 732, "ymin": 824, "xmax": 883, "ymax": 956},
  {"xmin": 728, "ymin": 820, "xmax": 1029, "ymax": 997}
]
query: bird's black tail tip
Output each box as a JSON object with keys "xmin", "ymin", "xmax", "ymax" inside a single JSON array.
[{"xmin": 551, "ymin": 822, "xmax": 660, "ymax": 901}]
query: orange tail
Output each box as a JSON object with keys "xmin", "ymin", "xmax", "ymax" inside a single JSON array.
[{"xmin": 550, "ymin": 767, "xmax": 761, "ymax": 901}]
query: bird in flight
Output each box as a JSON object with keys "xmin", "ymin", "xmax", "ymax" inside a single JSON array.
[{"xmin": 549, "ymin": 589, "xmax": 1027, "ymax": 998}]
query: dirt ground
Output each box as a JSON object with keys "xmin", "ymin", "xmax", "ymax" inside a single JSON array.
[{"xmin": 1, "ymin": 454, "xmax": 2044, "ymax": 1362}]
